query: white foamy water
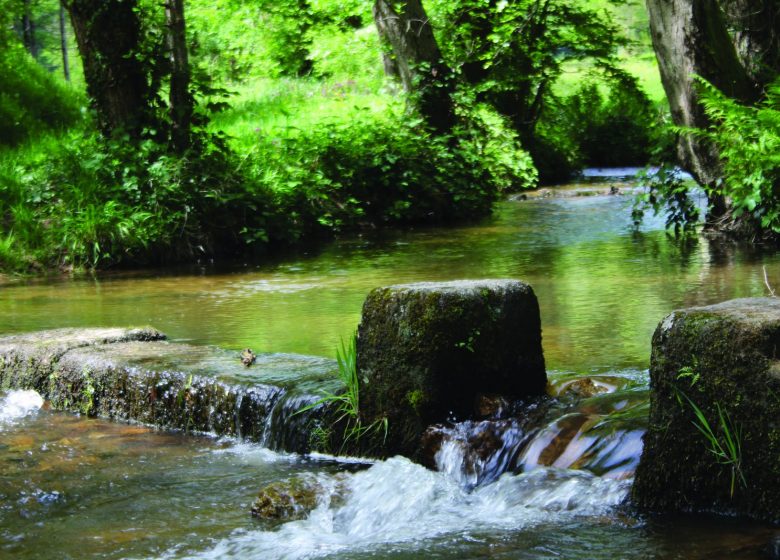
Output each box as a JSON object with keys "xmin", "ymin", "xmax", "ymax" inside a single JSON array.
[
  {"xmin": 0, "ymin": 389, "xmax": 44, "ymax": 427},
  {"xmin": 175, "ymin": 456, "xmax": 629, "ymax": 560}
]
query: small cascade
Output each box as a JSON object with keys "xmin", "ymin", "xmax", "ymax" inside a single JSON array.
[
  {"xmin": 234, "ymin": 393, "xmax": 244, "ymax": 439},
  {"xmin": 430, "ymin": 419, "xmax": 531, "ymax": 489},
  {"xmin": 425, "ymin": 373, "xmax": 650, "ymax": 483},
  {"xmin": 0, "ymin": 389, "xmax": 44, "ymax": 427},
  {"xmin": 260, "ymin": 391, "xmax": 325, "ymax": 453}
]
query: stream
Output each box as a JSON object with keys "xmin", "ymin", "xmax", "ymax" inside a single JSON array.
[{"xmin": 2, "ymin": 172, "xmax": 779, "ymax": 558}]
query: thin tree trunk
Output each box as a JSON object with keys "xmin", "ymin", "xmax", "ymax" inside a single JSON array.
[
  {"xmin": 59, "ymin": 2, "xmax": 70, "ymax": 82},
  {"xmin": 372, "ymin": 0, "xmax": 456, "ymax": 133},
  {"xmin": 21, "ymin": 0, "xmax": 38, "ymax": 59},
  {"xmin": 165, "ymin": 0, "xmax": 193, "ymax": 152},
  {"xmin": 65, "ymin": 0, "xmax": 151, "ymax": 137}
]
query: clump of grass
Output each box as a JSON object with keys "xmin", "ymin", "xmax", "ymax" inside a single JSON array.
[
  {"xmin": 298, "ymin": 331, "xmax": 387, "ymax": 451},
  {"xmin": 674, "ymin": 383, "xmax": 746, "ymax": 498}
]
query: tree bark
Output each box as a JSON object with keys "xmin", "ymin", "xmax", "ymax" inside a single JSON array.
[
  {"xmin": 721, "ymin": 0, "xmax": 780, "ymax": 84},
  {"xmin": 646, "ymin": 0, "xmax": 758, "ymax": 190},
  {"xmin": 372, "ymin": 0, "xmax": 456, "ymax": 133},
  {"xmin": 65, "ymin": 0, "xmax": 151, "ymax": 137},
  {"xmin": 165, "ymin": 0, "xmax": 193, "ymax": 152},
  {"xmin": 59, "ymin": 1, "xmax": 70, "ymax": 82}
]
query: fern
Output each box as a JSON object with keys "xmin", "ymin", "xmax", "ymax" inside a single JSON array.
[{"xmin": 697, "ymin": 75, "xmax": 780, "ymax": 232}]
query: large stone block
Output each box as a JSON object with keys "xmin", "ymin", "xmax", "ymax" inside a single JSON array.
[
  {"xmin": 633, "ymin": 298, "xmax": 780, "ymax": 522},
  {"xmin": 356, "ymin": 279, "xmax": 546, "ymax": 458}
]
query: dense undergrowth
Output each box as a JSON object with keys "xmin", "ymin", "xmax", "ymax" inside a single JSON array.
[{"xmin": 0, "ymin": 0, "xmax": 667, "ymax": 273}]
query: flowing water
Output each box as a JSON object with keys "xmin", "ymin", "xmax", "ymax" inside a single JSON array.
[{"xmin": 2, "ymin": 174, "xmax": 779, "ymax": 558}]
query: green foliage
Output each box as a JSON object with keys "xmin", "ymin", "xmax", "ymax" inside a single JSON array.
[
  {"xmin": 0, "ymin": 45, "xmax": 83, "ymax": 146},
  {"xmin": 297, "ymin": 331, "xmax": 388, "ymax": 451},
  {"xmin": 635, "ymin": 75, "xmax": 780, "ymax": 238},
  {"xmin": 426, "ymin": 0, "xmax": 660, "ymax": 182},
  {"xmin": 0, "ymin": 0, "xmax": 657, "ymax": 273},
  {"xmin": 0, "ymin": 129, "xmax": 269, "ymax": 269},
  {"xmin": 246, "ymin": 111, "xmax": 535, "ymax": 239},
  {"xmin": 697, "ymin": 76, "xmax": 780, "ymax": 233},
  {"xmin": 561, "ymin": 70, "xmax": 657, "ymax": 166},
  {"xmin": 530, "ymin": 68, "xmax": 664, "ymax": 182},
  {"xmin": 632, "ymin": 164, "xmax": 700, "ymax": 236},
  {"xmin": 187, "ymin": 0, "xmax": 373, "ymax": 83},
  {"xmin": 431, "ymin": 0, "xmax": 625, "ymax": 128}
]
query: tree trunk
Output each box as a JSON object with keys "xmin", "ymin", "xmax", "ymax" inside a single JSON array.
[
  {"xmin": 165, "ymin": 0, "xmax": 192, "ymax": 152},
  {"xmin": 21, "ymin": 0, "xmax": 38, "ymax": 59},
  {"xmin": 59, "ymin": 1, "xmax": 70, "ymax": 82},
  {"xmin": 645, "ymin": 0, "xmax": 758, "ymax": 192},
  {"xmin": 372, "ymin": 0, "xmax": 456, "ymax": 133},
  {"xmin": 65, "ymin": 0, "xmax": 150, "ymax": 137},
  {"xmin": 721, "ymin": 0, "xmax": 780, "ymax": 84}
]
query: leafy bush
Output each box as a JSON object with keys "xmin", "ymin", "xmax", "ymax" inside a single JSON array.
[
  {"xmin": 631, "ymin": 75, "xmax": 780, "ymax": 238},
  {"xmin": 562, "ymin": 72, "xmax": 658, "ymax": 167},
  {"xmin": 631, "ymin": 164, "xmax": 700, "ymax": 236},
  {"xmin": 245, "ymin": 111, "xmax": 536, "ymax": 240},
  {"xmin": 0, "ymin": 130, "xmax": 270, "ymax": 269},
  {"xmin": 0, "ymin": 105, "xmax": 535, "ymax": 272},
  {"xmin": 698, "ymin": 76, "xmax": 780, "ymax": 233}
]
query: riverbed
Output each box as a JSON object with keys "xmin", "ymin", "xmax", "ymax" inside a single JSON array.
[{"xmin": 1, "ymin": 175, "xmax": 778, "ymax": 558}]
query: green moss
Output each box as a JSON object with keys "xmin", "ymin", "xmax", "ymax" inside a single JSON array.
[{"xmin": 406, "ymin": 389, "xmax": 427, "ymax": 413}]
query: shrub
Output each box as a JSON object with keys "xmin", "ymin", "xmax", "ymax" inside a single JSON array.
[
  {"xmin": 245, "ymin": 111, "xmax": 537, "ymax": 241},
  {"xmin": 563, "ymin": 73, "xmax": 657, "ymax": 167},
  {"xmin": 0, "ymin": 129, "xmax": 271, "ymax": 269}
]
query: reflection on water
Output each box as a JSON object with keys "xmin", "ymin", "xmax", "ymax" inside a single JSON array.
[
  {"xmin": 0, "ymin": 188, "xmax": 776, "ymax": 371},
  {"xmin": 0, "ymin": 392, "xmax": 346, "ymax": 559}
]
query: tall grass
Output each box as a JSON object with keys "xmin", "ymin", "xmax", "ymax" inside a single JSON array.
[{"xmin": 298, "ymin": 331, "xmax": 388, "ymax": 451}]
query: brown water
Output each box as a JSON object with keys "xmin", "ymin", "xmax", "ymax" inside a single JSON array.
[
  {"xmin": 1, "ymin": 178, "xmax": 779, "ymax": 559},
  {"xmin": 1, "ymin": 181, "xmax": 776, "ymax": 373}
]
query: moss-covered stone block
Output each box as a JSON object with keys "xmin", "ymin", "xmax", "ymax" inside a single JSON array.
[
  {"xmin": 633, "ymin": 298, "xmax": 780, "ymax": 522},
  {"xmin": 0, "ymin": 327, "xmax": 165, "ymax": 392},
  {"xmin": 357, "ymin": 279, "xmax": 546, "ymax": 458}
]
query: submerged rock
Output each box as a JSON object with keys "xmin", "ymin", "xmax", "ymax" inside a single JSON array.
[
  {"xmin": 633, "ymin": 298, "xmax": 780, "ymax": 522},
  {"xmin": 357, "ymin": 280, "xmax": 546, "ymax": 458},
  {"xmin": 251, "ymin": 474, "xmax": 348, "ymax": 521},
  {"xmin": 552, "ymin": 377, "xmax": 609, "ymax": 399}
]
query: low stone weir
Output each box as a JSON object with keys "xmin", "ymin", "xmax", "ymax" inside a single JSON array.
[
  {"xmin": 0, "ymin": 327, "xmax": 340, "ymax": 454},
  {"xmin": 0, "ymin": 279, "xmax": 555, "ymax": 463}
]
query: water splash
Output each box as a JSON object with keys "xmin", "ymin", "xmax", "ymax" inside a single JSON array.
[
  {"xmin": 175, "ymin": 457, "xmax": 629, "ymax": 560},
  {"xmin": 433, "ymin": 419, "xmax": 530, "ymax": 489},
  {"xmin": 0, "ymin": 390, "xmax": 44, "ymax": 427}
]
